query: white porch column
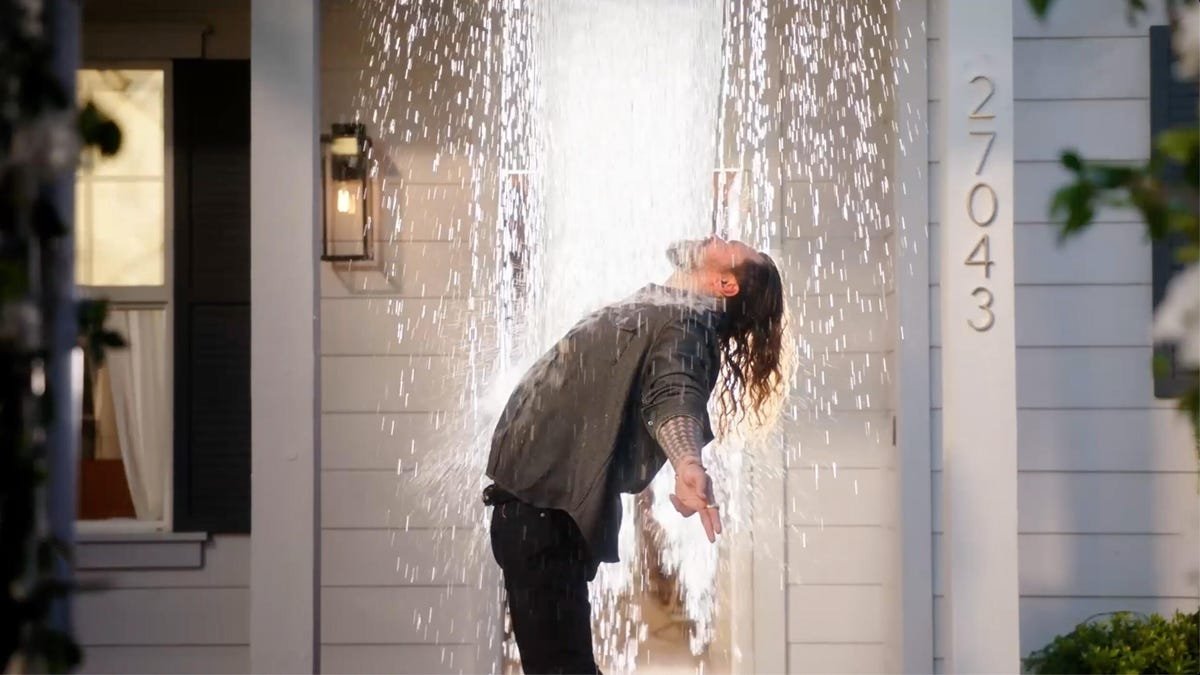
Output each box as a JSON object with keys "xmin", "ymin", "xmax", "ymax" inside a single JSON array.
[
  {"xmin": 936, "ymin": 2, "xmax": 1020, "ymax": 672},
  {"xmin": 891, "ymin": 0, "xmax": 934, "ymax": 672},
  {"xmin": 250, "ymin": 1, "xmax": 321, "ymax": 672}
]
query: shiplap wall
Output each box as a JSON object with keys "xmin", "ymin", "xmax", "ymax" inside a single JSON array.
[
  {"xmin": 76, "ymin": 537, "xmax": 250, "ymax": 674},
  {"xmin": 775, "ymin": 3, "xmax": 899, "ymax": 672},
  {"xmin": 76, "ymin": 2, "xmax": 251, "ymax": 674},
  {"xmin": 319, "ymin": 3, "xmax": 497, "ymax": 674},
  {"xmin": 928, "ymin": 1, "xmax": 1200, "ymax": 670}
]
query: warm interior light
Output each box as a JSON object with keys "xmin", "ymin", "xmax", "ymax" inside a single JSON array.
[
  {"xmin": 336, "ymin": 187, "xmax": 355, "ymax": 214},
  {"xmin": 331, "ymin": 136, "xmax": 360, "ymax": 156}
]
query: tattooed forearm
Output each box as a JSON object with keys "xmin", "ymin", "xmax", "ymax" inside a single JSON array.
[{"xmin": 656, "ymin": 415, "xmax": 705, "ymax": 470}]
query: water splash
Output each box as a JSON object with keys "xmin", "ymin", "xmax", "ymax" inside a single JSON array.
[{"xmin": 342, "ymin": 0, "xmax": 905, "ymax": 672}]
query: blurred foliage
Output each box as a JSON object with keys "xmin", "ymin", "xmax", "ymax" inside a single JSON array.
[
  {"xmin": 1, "ymin": 0, "xmax": 122, "ymax": 672},
  {"xmin": 1024, "ymin": 610, "xmax": 1200, "ymax": 674},
  {"xmin": 1029, "ymin": 0, "xmax": 1200, "ymax": 451}
]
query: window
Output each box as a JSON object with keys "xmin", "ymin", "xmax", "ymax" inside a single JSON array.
[
  {"xmin": 1150, "ymin": 26, "xmax": 1200, "ymax": 398},
  {"xmin": 75, "ymin": 67, "xmax": 171, "ymax": 529},
  {"xmin": 75, "ymin": 60, "xmax": 252, "ymax": 534}
]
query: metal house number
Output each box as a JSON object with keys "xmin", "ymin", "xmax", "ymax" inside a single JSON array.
[{"xmin": 965, "ymin": 74, "xmax": 997, "ymax": 332}]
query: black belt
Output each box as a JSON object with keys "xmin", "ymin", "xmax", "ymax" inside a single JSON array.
[{"xmin": 482, "ymin": 483, "xmax": 519, "ymax": 506}]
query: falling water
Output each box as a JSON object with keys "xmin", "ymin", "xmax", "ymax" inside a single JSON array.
[{"xmin": 342, "ymin": 0, "xmax": 906, "ymax": 672}]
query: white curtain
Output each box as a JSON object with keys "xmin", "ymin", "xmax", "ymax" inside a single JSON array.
[{"xmin": 106, "ymin": 309, "xmax": 168, "ymax": 521}]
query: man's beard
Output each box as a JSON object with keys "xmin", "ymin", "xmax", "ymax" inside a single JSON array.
[{"xmin": 666, "ymin": 238, "xmax": 708, "ymax": 270}]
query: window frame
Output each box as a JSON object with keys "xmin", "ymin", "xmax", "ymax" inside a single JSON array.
[
  {"xmin": 1149, "ymin": 25, "xmax": 1200, "ymax": 398},
  {"xmin": 74, "ymin": 60, "xmax": 177, "ymax": 535}
]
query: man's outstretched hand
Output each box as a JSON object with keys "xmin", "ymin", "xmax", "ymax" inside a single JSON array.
[{"xmin": 669, "ymin": 461, "xmax": 723, "ymax": 543}]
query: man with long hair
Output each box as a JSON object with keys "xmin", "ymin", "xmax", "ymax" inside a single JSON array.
[{"xmin": 484, "ymin": 235, "xmax": 786, "ymax": 674}]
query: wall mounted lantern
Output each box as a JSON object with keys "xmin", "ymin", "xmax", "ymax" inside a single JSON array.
[{"xmin": 321, "ymin": 123, "xmax": 374, "ymax": 261}]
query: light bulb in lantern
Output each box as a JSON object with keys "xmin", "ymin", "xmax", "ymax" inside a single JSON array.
[{"xmin": 336, "ymin": 186, "xmax": 356, "ymax": 214}]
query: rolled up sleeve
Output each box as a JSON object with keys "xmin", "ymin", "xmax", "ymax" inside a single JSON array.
[{"xmin": 640, "ymin": 312, "xmax": 720, "ymax": 441}]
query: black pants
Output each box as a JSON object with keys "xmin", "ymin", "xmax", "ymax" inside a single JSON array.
[{"xmin": 487, "ymin": 487, "xmax": 601, "ymax": 675}]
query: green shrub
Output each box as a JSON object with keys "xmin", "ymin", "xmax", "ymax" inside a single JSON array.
[{"xmin": 1024, "ymin": 610, "xmax": 1199, "ymax": 674}]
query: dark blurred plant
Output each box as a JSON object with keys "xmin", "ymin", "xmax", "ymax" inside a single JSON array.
[
  {"xmin": 1, "ymin": 0, "xmax": 123, "ymax": 672},
  {"xmin": 1029, "ymin": 0, "xmax": 1200, "ymax": 454},
  {"xmin": 1024, "ymin": 610, "xmax": 1200, "ymax": 674}
]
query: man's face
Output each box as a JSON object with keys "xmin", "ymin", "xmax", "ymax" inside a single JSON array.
[
  {"xmin": 668, "ymin": 235, "xmax": 760, "ymax": 273},
  {"xmin": 667, "ymin": 235, "xmax": 763, "ymax": 298}
]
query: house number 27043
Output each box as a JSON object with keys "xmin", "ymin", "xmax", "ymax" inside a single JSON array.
[{"xmin": 965, "ymin": 74, "xmax": 997, "ymax": 332}]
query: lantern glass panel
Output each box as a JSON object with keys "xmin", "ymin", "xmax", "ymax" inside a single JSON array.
[{"xmin": 322, "ymin": 130, "xmax": 372, "ymax": 260}]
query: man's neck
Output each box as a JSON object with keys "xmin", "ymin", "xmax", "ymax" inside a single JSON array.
[{"xmin": 663, "ymin": 270, "xmax": 709, "ymax": 296}]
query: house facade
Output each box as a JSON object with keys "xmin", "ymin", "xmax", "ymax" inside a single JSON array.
[{"xmin": 68, "ymin": 0, "xmax": 1197, "ymax": 674}]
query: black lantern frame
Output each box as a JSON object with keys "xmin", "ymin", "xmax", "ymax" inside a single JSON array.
[{"xmin": 320, "ymin": 122, "xmax": 375, "ymax": 262}]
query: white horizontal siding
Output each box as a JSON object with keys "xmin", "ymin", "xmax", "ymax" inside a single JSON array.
[
  {"xmin": 321, "ymin": 412, "xmax": 446, "ymax": 470},
  {"xmin": 77, "ymin": 535, "xmax": 249, "ymax": 589},
  {"xmin": 322, "ymin": 529, "xmax": 482, "ymax": 587},
  {"xmin": 932, "ymin": 285, "xmax": 1153, "ymax": 347},
  {"xmin": 779, "ymin": 236, "xmax": 894, "ymax": 296},
  {"xmin": 927, "ymin": 0, "xmax": 1167, "ymax": 39},
  {"xmin": 394, "ymin": 183, "xmax": 473, "ymax": 242},
  {"xmin": 933, "ymin": 595, "xmax": 1198, "ymax": 661},
  {"xmin": 322, "ymin": 471, "xmax": 481, "ymax": 529},
  {"xmin": 931, "ymin": 346, "xmax": 1170, "ymax": 409},
  {"xmin": 931, "ymin": 37, "xmax": 1151, "ymax": 101},
  {"xmin": 932, "ymin": 408, "xmax": 1198, "ymax": 472},
  {"xmin": 320, "ymin": 4, "xmax": 496, "ymax": 666},
  {"xmin": 788, "ymin": 644, "xmax": 885, "ymax": 675},
  {"xmin": 321, "ymin": 355, "xmax": 465, "ymax": 412},
  {"xmin": 932, "ymin": 533, "xmax": 1199, "ymax": 597},
  {"xmin": 321, "ymin": 586, "xmax": 485, "ymax": 644},
  {"xmin": 80, "ymin": 647, "xmax": 248, "ymax": 675},
  {"xmin": 792, "ymin": 352, "xmax": 892, "ymax": 413},
  {"xmin": 321, "ymin": 298, "xmax": 473, "ymax": 356},
  {"xmin": 787, "ymin": 468, "xmax": 885, "ymax": 527},
  {"xmin": 321, "ymin": 645, "xmax": 484, "ymax": 675},
  {"xmin": 782, "ymin": 411, "xmax": 892, "ymax": 469},
  {"xmin": 77, "ymin": 588, "xmax": 248, "ymax": 646},
  {"xmin": 788, "ymin": 585, "xmax": 884, "ymax": 643},
  {"xmin": 928, "ymin": 100, "xmax": 1149, "ymax": 163},
  {"xmin": 787, "ymin": 526, "xmax": 887, "ymax": 585},
  {"xmin": 783, "ymin": 181, "xmax": 892, "ymax": 239},
  {"xmin": 793, "ymin": 295, "xmax": 891, "ymax": 353},
  {"xmin": 932, "ymin": 471, "xmax": 1198, "ymax": 534},
  {"xmin": 320, "ymin": 243, "xmax": 488, "ymax": 300},
  {"xmin": 931, "ymin": 161, "xmax": 1144, "ymax": 225},
  {"xmin": 929, "ymin": 223, "xmax": 1150, "ymax": 285}
]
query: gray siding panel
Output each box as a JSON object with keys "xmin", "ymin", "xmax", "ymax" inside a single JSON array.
[
  {"xmin": 932, "ymin": 161, "xmax": 1146, "ymax": 225},
  {"xmin": 76, "ymin": 588, "xmax": 248, "ymax": 646},
  {"xmin": 929, "ymin": 224, "xmax": 1151, "ymax": 286},
  {"xmin": 321, "ymin": 471, "xmax": 480, "ymax": 530},
  {"xmin": 79, "ymin": 646, "xmax": 249, "ymax": 675},
  {"xmin": 320, "ymin": 587, "xmax": 484, "ymax": 644},
  {"xmin": 787, "ymin": 644, "xmax": 886, "ymax": 674},
  {"xmin": 932, "ymin": 408, "xmax": 1197, "ymax": 472},
  {"xmin": 932, "ymin": 285, "xmax": 1153, "ymax": 348},
  {"xmin": 321, "ymin": 645, "xmax": 483, "ymax": 674},
  {"xmin": 931, "ymin": 471, "xmax": 1198, "ymax": 534},
  {"xmin": 322, "ymin": 529, "xmax": 481, "ymax": 587},
  {"xmin": 321, "ymin": 412, "xmax": 446, "ymax": 471},
  {"xmin": 787, "ymin": 585, "xmax": 884, "ymax": 643},
  {"xmin": 933, "ymin": 533, "xmax": 1199, "ymax": 597}
]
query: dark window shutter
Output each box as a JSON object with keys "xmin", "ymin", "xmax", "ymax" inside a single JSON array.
[
  {"xmin": 1149, "ymin": 26, "xmax": 1199, "ymax": 398},
  {"xmin": 173, "ymin": 60, "xmax": 251, "ymax": 532}
]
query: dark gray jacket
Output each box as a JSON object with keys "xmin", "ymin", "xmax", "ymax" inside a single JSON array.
[{"xmin": 486, "ymin": 284, "xmax": 721, "ymax": 563}]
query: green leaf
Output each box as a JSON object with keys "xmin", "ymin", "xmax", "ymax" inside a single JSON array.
[
  {"xmin": 77, "ymin": 101, "xmax": 122, "ymax": 157},
  {"xmin": 76, "ymin": 299, "xmax": 126, "ymax": 365},
  {"xmin": 1027, "ymin": 0, "xmax": 1056, "ymax": 18},
  {"xmin": 1156, "ymin": 128, "xmax": 1200, "ymax": 165}
]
